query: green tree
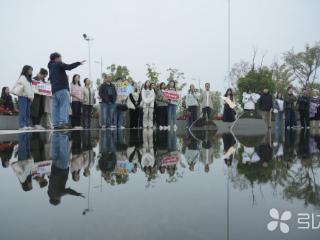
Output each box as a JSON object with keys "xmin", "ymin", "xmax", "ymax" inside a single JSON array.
[
  {"xmin": 270, "ymin": 62, "xmax": 294, "ymax": 94},
  {"xmin": 106, "ymin": 64, "xmax": 132, "ymax": 82},
  {"xmin": 284, "ymin": 42, "xmax": 320, "ymax": 87},
  {"xmin": 166, "ymin": 68, "xmax": 187, "ymax": 91},
  {"xmin": 237, "ymin": 68, "xmax": 276, "ymax": 95},
  {"xmin": 146, "ymin": 64, "xmax": 160, "ymax": 84}
]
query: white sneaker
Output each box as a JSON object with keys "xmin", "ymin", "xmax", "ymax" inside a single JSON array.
[
  {"xmin": 159, "ymin": 126, "xmax": 163, "ymax": 130},
  {"xmin": 167, "ymin": 125, "xmax": 171, "ymax": 131},
  {"xmin": 74, "ymin": 126, "xmax": 83, "ymax": 129},
  {"xmin": 35, "ymin": 125, "xmax": 45, "ymax": 130},
  {"xmin": 120, "ymin": 126, "xmax": 125, "ymax": 129},
  {"xmin": 27, "ymin": 126, "xmax": 34, "ymax": 130},
  {"xmin": 110, "ymin": 125, "xmax": 116, "ymax": 128},
  {"xmin": 19, "ymin": 127, "xmax": 29, "ymax": 131},
  {"xmin": 174, "ymin": 124, "xmax": 178, "ymax": 131}
]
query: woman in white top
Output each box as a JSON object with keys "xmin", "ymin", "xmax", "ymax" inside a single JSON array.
[
  {"xmin": 82, "ymin": 78, "xmax": 95, "ymax": 129},
  {"xmin": 273, "ymin": 92, "xmax": 284, "ymax": 129},
  {"xmin": 141, "ymin": 80, "xmax": 155, "ymax": 128},
  {"xmin": 70, "ymin": 74, "xmax": 83, "ymax": 128},
  {"xmin": 11, "ymin": 65, "xmax": 34, "ymax": 130}
]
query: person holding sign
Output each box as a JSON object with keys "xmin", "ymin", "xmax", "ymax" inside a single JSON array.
[
  {"xmin": 222, "ymin": 88, "xmax": 236, "ymax": 123},
  {"xmin": 30, "ymin": 68, "xmax": 48, "ymax": 129},
  {"xmin": 166, "ymin": 80, "xmax": 179, "ymax": 131},
  {"xmin": 141, "ymin": 80, "xmax": 155, "ymax": 128}
]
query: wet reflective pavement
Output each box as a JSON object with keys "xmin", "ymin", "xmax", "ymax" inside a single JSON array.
[{"xmin": 0, "ymin": 129, "xmax": 319, "ymax": 240}]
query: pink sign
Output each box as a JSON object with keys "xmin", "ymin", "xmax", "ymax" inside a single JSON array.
[{"xmin": 162, "ymin": 90, "xmax": 179, "ymax": 101}]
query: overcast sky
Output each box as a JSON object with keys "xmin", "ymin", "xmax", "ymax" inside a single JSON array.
[{"xmin": 1, "ymin": 0, "xmax": 319, "ymax": 92}]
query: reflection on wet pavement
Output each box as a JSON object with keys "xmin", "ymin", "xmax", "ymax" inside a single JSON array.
[{"xmin": 0, "ymin": 129, "xmax": 319, "ymax": 240}]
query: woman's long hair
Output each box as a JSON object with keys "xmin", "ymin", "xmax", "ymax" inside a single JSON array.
[
  {"xmin": 224, "ymin": 88, "xmax": 233, "ymax": 100},
  {"xmin": 1, "ymin": 87, "xmax": 8, "ymax": 99},
  {"xmin": 143, "ymin": 80, "xmax": 151, "ymax": 90},
  {"xmin": 20, "ymin": 65, "xmax": 33, "ymax": 82},
  {"xmin": 167, "ymin": 80, "xmax": 176, "ymax": 90},
  {"xmin": 72, "ymin": 74, "xmax": 81, "ymax": 86}
]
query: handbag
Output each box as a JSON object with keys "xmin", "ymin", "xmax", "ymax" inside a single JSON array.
[
  {"xmin": 117, "ymin": 103, "xmax": 128, "ymax": 111},
  {"xmin": 11, "ymin": 81, "xmax": 23, "ymax": 96}
]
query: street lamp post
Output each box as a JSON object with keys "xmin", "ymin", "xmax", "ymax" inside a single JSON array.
[
  {"xmin": 82, "ymin": 33, "xmax": 94, "ymax": 80},
  {"xmin": 95, "ymin": 56, "xmax": 104, "ymax": 79}
]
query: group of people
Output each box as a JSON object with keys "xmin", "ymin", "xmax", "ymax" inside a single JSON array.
[
  {"xmin": 98, "ymin": 75, "xmax": 180, "ymax": 130},
  {"xmin": 5, "ymin": 51, "xmax": 320, "ymax": 131},
  {"xmin": 3, "ymin": 124, "xmax": 320, "ymax": 206},
  {"xmin": 243, "ymin": 86, "xmax": 320, "ymax": 130}
]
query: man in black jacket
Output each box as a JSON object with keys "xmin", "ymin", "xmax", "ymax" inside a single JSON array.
[
  {"xmin": 47, "ymin": 52, "xmax": 85, "ymax": 129},
  {"xmin": 258, "ymin": 89, "xmax": 273, "ymax": 128},
  {"xmin": 99, "ymin": 74, "xmax": 117, "ymax": 128}
]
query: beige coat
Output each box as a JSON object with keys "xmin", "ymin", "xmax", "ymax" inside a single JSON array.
[
  {"xmin": 11, "ymin": 75, "xmax": 34, "ymax": 99},
  {"xmin": 199, "ymin": 90, "xmax": 215, "ymax": 109}
]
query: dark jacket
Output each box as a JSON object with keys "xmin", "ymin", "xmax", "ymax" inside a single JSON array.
[
  {"xmin": 258, "ymin": 93, "xmax": 273, "ymax": 111},
  {"xmin": 99, "ymin": 82, "xmax": 117, "ymax": 104},
  {"xmin": 297, "ymin": 95, "xmax": 310, "ymax": 111},
  {"xmin": 30, "ymin": 76, "xmax": 45, "ymax": 118},
  {"xmin": 1, "ymin": 94, "xmax": 14, "ymax": 110},
  {"xmin": 284, "ymin": 94, "xmax": 297, "ymax": 110},
  {"xmin": 48, "ymin": 61, "xmax": 81, "ymax": 94}
]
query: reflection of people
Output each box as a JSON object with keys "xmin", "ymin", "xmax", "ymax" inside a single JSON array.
[
  {"xmin": 48, "ymin": 132, "xmax": 83, "ymax": 205},
  {"xmin": 82, "ymin": 130, "xmax": 95, "ymax": 177},
  {"xmin": 256, "ymin": 131, "xmax": 273, "ymax": 168},
  {"xmin": 184, "ymin": 137, "xmax": 200, "ymax": 171},
  {"xmin": 223, "ymin": 133, "xmax": 236, "ymax": 166},
  {"xmin": 200, "ymin": 138, "xmax": 213, "ymax": 173},
  {"xmin": 11, "ymin": 133, "xmax": 33, "ymax": 191},
  {"xmin": 70, "ymin": 131, "xmax": 84, "ymax": 181}
]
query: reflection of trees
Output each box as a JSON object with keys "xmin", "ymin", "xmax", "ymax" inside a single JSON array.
[
  {"xmin": 283, "ymin": 159, "xmax": 320, "ymax": 208},
  {"xmin": 231, "ymin": 132, "xmax": 320, "ymax": 208}
]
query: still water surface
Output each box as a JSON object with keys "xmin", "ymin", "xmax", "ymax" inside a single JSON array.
[{"xmin": 0, "ymin": 129, "xmax": 319, "ymax": 240}]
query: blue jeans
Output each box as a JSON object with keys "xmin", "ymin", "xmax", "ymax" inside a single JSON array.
[
  {"xmin": 52, "ymin": 89, "xmax": 70, "ymax": 128},
  {"xmin": 285, "ymin": 109, "xmax": 296, "ymax": 128},
  {"xmin": 18, "ymin": 132, "xmax": 30, "ymax": 161},
  {"xmin": 114, "ymin": 108, "xmax": 124, "ymax": 127},
  {"xmin": 52, "ymin": 132, "xmax": 70, "ymax": 170},
  {"xmin": 167, "ymin": 104, "xmax": 177, "ymax": 126},
  {"xmin": 18, "ymin": 96, "xmax": 31, "ymax": 128},
  {"xmin": 275, "ymin": 112, "xmax": 284, "ymax": 129},
  {"xmin": 102, "ymin": 102, "xmax": 116, "ymax": 127}
]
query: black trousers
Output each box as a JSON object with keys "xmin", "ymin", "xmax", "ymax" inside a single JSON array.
[
  {"xmin": 71, "ymin": 101, "xmax": 82, "ymax": 127},
  {"xmin": 83, "ymin": 105, "xmax": 93, "ymax": 128},
  {"xmin": 202, "ymin": 107, "xmax": 212, "ymax": 120},
  {"xmin": 299, "ymin": 109, "xmax": 310, "ymax": 127},
  {"xmin": 156, "ymin": 106, "xmax": 168, "ymax": 126},
  {"xmin": 188, "ymin": 106, "xmax": 198, "ymax": 123},
  {"xmin": 129, "ymin": 109, "xmax": 140, "ymax": 128}
]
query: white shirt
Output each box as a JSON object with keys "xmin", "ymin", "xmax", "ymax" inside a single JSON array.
[
  {"xmin": 276, "ymin": 99, "xmax": 284, "ymax": 111},
  {"xmin": 206, "ymin": 91, "xmax": 210, "ymax": 107}
]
